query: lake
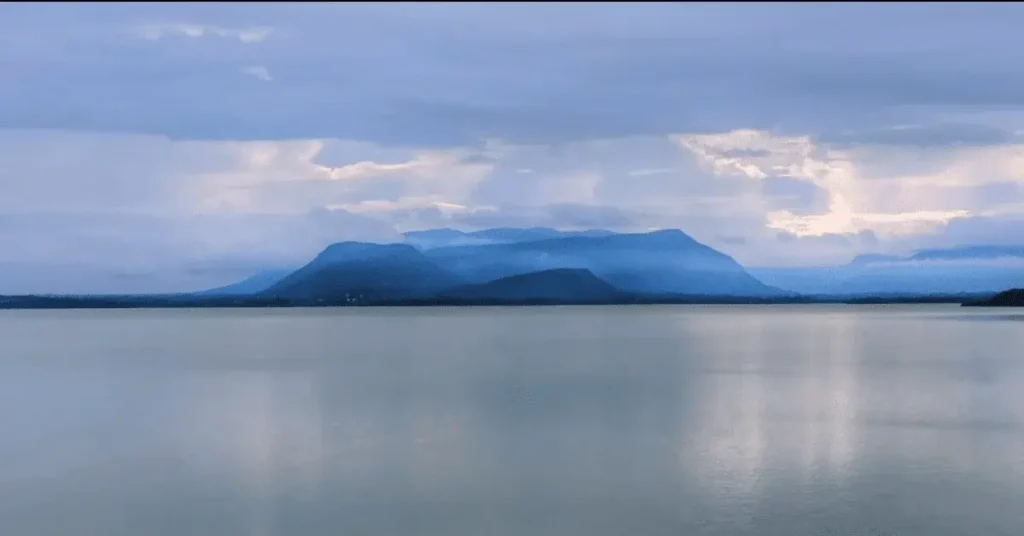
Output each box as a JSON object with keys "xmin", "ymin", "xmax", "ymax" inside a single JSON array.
[{"xmin": 1, "ymin": 305, "xmax": 1023, "ymax": 536}]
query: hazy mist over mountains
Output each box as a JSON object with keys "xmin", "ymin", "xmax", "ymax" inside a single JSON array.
[
  {"xmin": 199, "ymin": 228, "xmax": 784, "ymax": 304},
  {"xmin": 181, "ymin": 227, "xmax": 1024, "ymax": 302},
  {"xmin": 3, "ymin": 223, "xmax": 1023, "ymax": 299},
  {"xmin": 5, "ymin": 5, "xmax": 1024, "ymax": 299},
  {"xmin": 751, "ymin": 246, "xmax": 1024, "ymax": 295}
]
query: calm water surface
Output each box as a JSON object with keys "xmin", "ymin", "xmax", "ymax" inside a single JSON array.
[{"xmin": 2, "ymin": 305, "xmax": 1024, "ymax": 536}]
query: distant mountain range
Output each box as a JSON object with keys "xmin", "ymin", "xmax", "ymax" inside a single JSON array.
[
  {"xmin": 403, "ymin": 227, "xmax": 618, "ymax": 249},
  {"xmin": 266, "ymin": 242, "xmax": 464, "ymax": 302},
  {"xmin": 418, "ymin": 229, "xmax": 783, "ymax": 296},
  {"xmin": 187, "ymin": 229, "xmax": 1024, "ymax": 304},
  {"xmin": 438, "ymin": 268, "xmax": 629, "ymax": 304},
  {"xmin": 750, "ymin": 245, "xmax": 1024, "ymax": 296},
  {"xmin": 205, "ymin": 228, "xmax": 789, "ymax": 305},
  {"xmin": 195, "ymin": 269, "xmax": 294, "ymax": 296},
  {"xmin": 4, "ymin": 227, "xmax": 1023, "ymax": 308}
]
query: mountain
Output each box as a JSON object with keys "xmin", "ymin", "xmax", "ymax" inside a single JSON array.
[
  {"xmin": 402, "ymin": 228, "xmax": 470, "ymax": 248},
  {"xmin": 206, "ymin": 228, "xmax": 783, "ymax": 301},
  {"xmin": 752, "ymin": 244, "xmax": 1024, "ymax": 296},
  {"xmin": 195, "ymin": 269, "xmax": 293, "ymax": 296},
  {"xmin": 963, "ymin": 288, "xmax": 1024, "ymax": 307},
  {"xmin": 909, "ymin": 246, "xmax": 1024, "ymax": 261},
  {"xmin": 403, "ymin": 227, "xmax": 617, "ymax": 249},
  {"xmin": 440, "ymin": 268, "xmax": 628, "ymax": 303},
  {"xmin": 263, "ymin": 242, "xmax": 463, "ymax": 302},
  {"xmin": 848, "ymin": 254, "xmax": 902, "ymax": 265},
  {"xmin": 423, "ymin": 229, "xmax": 784, "ymax": 297}
]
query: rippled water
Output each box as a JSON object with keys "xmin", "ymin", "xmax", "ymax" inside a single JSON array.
[{"xmin": 2, "ymin": 305, "xmax": 1024, "ymax": 536}]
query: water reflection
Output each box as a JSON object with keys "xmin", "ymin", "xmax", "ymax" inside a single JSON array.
[
  {"xmin": 2, "ymin": 306, "xmax": 1024, "ymax": 535},
  {"xmin": 170, "ymin": 371, "xmax": 327, "ymax": 536}
]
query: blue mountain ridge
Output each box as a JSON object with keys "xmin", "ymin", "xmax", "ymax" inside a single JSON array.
[
  {"xmin": 198, "ymin": 228, "xmax": 788, "ymax": 302},
  {"xmin": 419, "ymin": 229, "xmax": 783, "ymax": 296},
  {"xmin": 751, "ymin": 245, "xmax": 1024, "ymax": 296},
  {"xmin": 438, "ymin": 268, "xmax": 630, "ymax": 303},
  {"xmin": 197, "ymin": 229, "xmax": 1024, "ymax": 301},
  {"xmin": 402, "ymin": 227, "xmax": 618, "ymax": 249},
  {"xmin": 265, "ymin": 243, "xmax": 464, "ymax": 301},
  {"xmin": 195, "ymin": 269, "xmax": 295, "ymax": 296}
]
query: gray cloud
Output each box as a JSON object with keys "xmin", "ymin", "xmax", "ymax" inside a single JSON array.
[
  {"xmin": 380, "ymin": 203, "xmax": 653, "ymax": 234},
  {"xmin": 2, "ymin": 4, "xmax": 1024, "ymax": 292},
  {"xmin": 973, "ymin": 182, "xmax": 1024, "ymax": 206},
  {"xmin": 760, "ymin": 177, "xmax": 831, "ymax": 216},
  {"xmin": 0, "ymin": 210, "xmax": 399, "ymax": 294},
  {"xmin": 770, "ymin": 230, "xmax": 879, "ymax": 255},
  {"xmin": 902, "ymin": 216, "xmax": 1024, "ymax": 251},
  {"xmin": 820, "ymin": 123, "xmax": 1014, "ymax": 148},
  {"xmin": 3, "ymin": 4, "xmax": 1024, "ymax": 144},
  {"xmin": 716, "ymin": 236, "xmax": 747, "ymax": 246}
]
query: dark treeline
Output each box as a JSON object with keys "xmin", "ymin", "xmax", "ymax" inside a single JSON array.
[{"xmin": 0, "ymin": 293, "xmax": 998, "ymax": 310}]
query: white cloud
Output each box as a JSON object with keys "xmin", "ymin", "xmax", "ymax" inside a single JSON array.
[
  {"xmin": 0, "ymin": 211, "xmax": 401, "ymax": 295},
  {"xmin": 0, "ymin": 130, "xmax": 500, "ymax": 291},
  {"xmin": 0, "ymin": 131, "xmax": 491, "ymax": 217},
  {"xmin": 675, "ymin": 129, "xmax": 977, "ymax": 238},
  {"xmin": 135, "ymin": 23, "xmax": 273, "ymax": 44},
  {"xmin": 766, "ymin": 204, "xmax": 971, "ymax": 239},
  {"xmin": 979, "ymin": 202, "xmax": 1024, "ymax": 218},
  {"xmin": 628, "ymin": 168, "xmax": 673, "ymax": 177},
  {"xmin": 241, "ymin": 66, "xmax": 273, "ymax": 82},
  {"xmin": 6, "ymin": 124, "xmax": 1024, "ymax": 293},
  {"xmin": 323, "ymin": 160, "xmax": 421, "ymax": 180},
  {"xmin": 327, "ymin": 198, "xmax": 504, "ymax": 235},
  {"xmin": 329, "ymin": 198, "xmax": 483, "ymax": 216},
  {"xmin": 530, "ymin": 171, "xmax": 602, "ymax": 205},
  {"xmin": 6, "ymin": 3, "xmax": 1024, "ymax": 293}
]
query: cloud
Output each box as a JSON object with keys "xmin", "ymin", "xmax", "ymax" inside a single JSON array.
[
  {"xmin": 0, "ymin": 130, "xmax": 503, "ymax": 292},
  {"xmin": 903, "ymin": 216, "xmax": 1024, "ymax": 251},
  {"xmin": 716, "ymin": 236, "xmax": 747, "ymax": 246},
  {"xmin": 12, "ymin": 124, "xmax": 1024, "ymax": 270},
  {"xmin": 4, "ymin": 5, "xmax": 1024, "ymax": 290},
  {"xmin": 135, "ymin": 23, "xmax": 272, "ymax": 43},
  {"xmin": 329, "ymin": 198, "xmax": 483, "ymax": 217},
  {"xmin": 241, "ymin": 66, "xmax": 273, "ymax": 82},
  {"xmin": 628, "ymin": 168, "xmax": 673, "ymax": 177},
  {"xmin": 759, "ymin": 177, "xmax": 830, "ymax": 216},
  {"xmin": 676, "ymin": 129, "xmax": 980, "ymax": 238},
  {"xmin": 0, "ymin": 210, "xmax": 399, "ymax": 295},
  {"xmin": 820, "ymin": 123, "xmax": 1014, "ymax": 148},
  {"xmin": 0, "ymin": 131, "xmax": 456, "ymax": 236},
  {"xmin": 320, "ymin": 151, "xmax": 492, "ymax": 186},
  {"xmin": 379, "ymin": 203, "xmax": 651, "ymax": 234},
  {"xmin": 676, "ymin": 130, "xmax": 821, "ymax": 181},
  {"xmin": 767, "ymin": 205, "xmax": 970, "ymax": 239},
  {"xmin": 3, "ymin": 4, "xmax": 1024, "ymax": 145}
]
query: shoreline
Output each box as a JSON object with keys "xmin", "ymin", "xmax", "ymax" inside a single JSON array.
[{"xmin": 0, "ymin": 293, "xmax": 1002, "ymax": 310}]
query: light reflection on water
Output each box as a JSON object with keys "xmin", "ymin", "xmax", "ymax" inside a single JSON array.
[{"xmin": 1, "ymin": 305, "xmax": 1024, "ymax": 535}]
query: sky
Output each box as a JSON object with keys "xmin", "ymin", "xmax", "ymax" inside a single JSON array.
[{"xmin": 4, "ymin": 3, "xmax": 1024, "ymax": 293}]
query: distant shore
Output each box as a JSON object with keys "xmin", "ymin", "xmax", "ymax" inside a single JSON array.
[{"xmin": 0, "ymin": 293, "xmax": 1001, "ymax": 310}]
